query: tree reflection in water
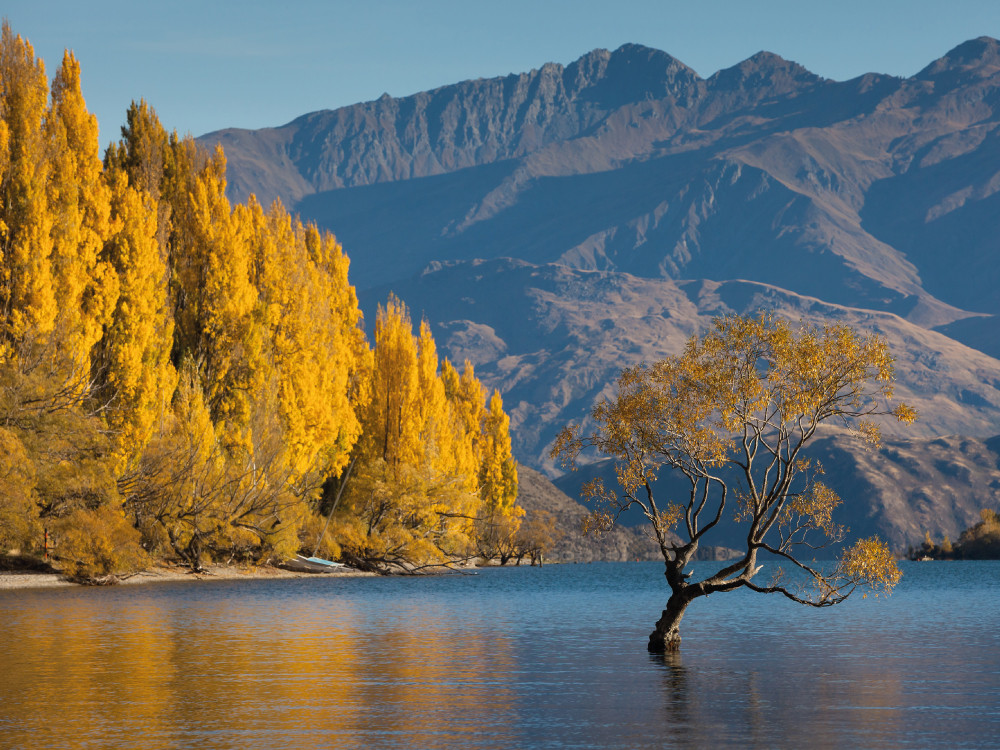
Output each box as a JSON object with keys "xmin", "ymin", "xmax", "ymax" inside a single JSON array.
[
  {"xmin": 1, "ymin": 562, "xmax": 998, "ymax": 748},
  {"xmin": 0, "ymin": 581, "xmax": 522, "ymax": 749}
]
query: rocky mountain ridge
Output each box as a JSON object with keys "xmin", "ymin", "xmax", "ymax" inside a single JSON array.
[{"xmin": 208, "ymin": 37, "xmax": 1000, "ymax": 329}]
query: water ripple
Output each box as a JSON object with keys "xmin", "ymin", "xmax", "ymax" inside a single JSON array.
[{"xmin": 1, "ymin": 561, "xmax": 998, "ymax": 748}]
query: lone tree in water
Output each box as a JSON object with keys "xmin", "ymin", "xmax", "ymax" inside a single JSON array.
[{"xmin": 552, "ymin": 314, "xmax": 916, "ymax": 653}]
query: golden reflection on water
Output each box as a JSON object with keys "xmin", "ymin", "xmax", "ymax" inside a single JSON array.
[
  {"xmin": 2, "ymin": 563, "xmax": 998, "ymax": 748},
  {"xmin": 3, "ymin": 595, "xmax": 180, "ymax": 747},
  {"xmin": 0, "ymin": 584, "xmax": 518, "ymax": 749}
]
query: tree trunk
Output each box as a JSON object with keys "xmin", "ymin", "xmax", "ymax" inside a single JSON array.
[{"xmin": 647, "ymin": 592, "xmax": 690, "ymax": 653}]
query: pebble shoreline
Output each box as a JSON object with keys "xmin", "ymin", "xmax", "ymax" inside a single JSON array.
[{"xmin": 0, "ymin": 563, "xmax": 374, "ymax": 591}]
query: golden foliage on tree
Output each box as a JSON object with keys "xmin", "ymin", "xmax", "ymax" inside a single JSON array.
[
  {"xmin": 514, "ymin": 508, "xmax": 560, "ymax": 565},
  {"xmin": 334, "ymin": 298, "xmax": 471, "ymax": 570},
  {"xmin": 440, "ymin": 359, "xmax": 484, "ymax": 484},
  {"xmin": 553, "ymin": 313, "xmax": 914, "ymax": 652},
  {"xmin": 0, "ymin": 22, "xmax": 55, "ymax": 345},
  {"xmin": 0, "ymin": 427, "xmax": 39, "ymax": 552},
  {"xmin": 248, "ymin": 202, "xmax": 366, "ymax": 480},
  {"xmin": 104, "ymin": 106, "xmax": 370, "ymax": 569},
  {"xmin": 471, "ymin": 390, "xmax": 522, "ymax": 563},
  {"xmin": 332, "ymin": 299, "xmax": 520, "ymax": 572},
  {"xmin": 47, "ymin": 50, "xmax": 116, "ymax": 371},
  {"xmin": 187, "ymin": 150, "xmax": 267, "ymax": 448},
  {"xmin": 96, "ymin": 168, "xmax": 176, "ymax": 469},
  {"xmin": 957, "ymin": 509, "xmax": 1000, "ymax": 559},
  {"xmin": 837, "ymin": 536, "xmax": 903, "ymax": 598},
  {"xmin": 915, "ymin": 508, "xmax": 1000, "ymax": 560},
  {"xmin": 479, "ymin": 390, "xmax": 519, "ymax": 518},
  {"xmin": 53, "ymin": 504, "xmax": 149, "ymax": 583},
  {"xmin": 0, "ymin": 25, "xmax": 520, "ymax": 579}
]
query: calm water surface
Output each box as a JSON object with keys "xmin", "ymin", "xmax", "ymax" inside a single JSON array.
[{"xmin": 1, "ymin": 561, "xmax": 998, "ymax": 749}]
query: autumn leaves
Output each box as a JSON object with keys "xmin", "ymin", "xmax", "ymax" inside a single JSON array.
[
  {"xmin": 552, "ymin": 313, "xmax": 914, "ymax": 650},
  {"xmin": 0, "ymin": 24, "xmax": 519, "ymax": 578},
  {"xmin": 326, "ymin": 297, "xmax": 520, "ymax": 572}
]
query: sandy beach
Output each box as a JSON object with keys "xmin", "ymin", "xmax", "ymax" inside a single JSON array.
[{"xmin": 0, "ymin": 562, "xmax": 374, "ymax": 591}]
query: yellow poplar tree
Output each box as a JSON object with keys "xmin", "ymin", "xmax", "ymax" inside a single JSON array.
[
  {"xmin": 479, "ymin": 389, "xmax": 519, "ymax": 519},
  {"xmin": 302, "ymin": 221, "xmax": 369, "ymax": 477},
  {"xmin": 470, "ymin": 385, "xmax": 521, "ymax": 562},
  {"xmin": 445, "ymin": 360, "xmax": 523, "ymax": 523},
  {"xmin": 414, "ymin": 322, "xmax": 480, "ymax": 552},
  {"xmin": 108, "ymin": 100, "xmax": 169, "ymax": 200},
  {"xmin": 97, "ymin": 167, "xmax": 176, "ymax": 469},
  {"xmin": 334, "ymin": 296, "xmax": 441, "ymax": 569},
  {"xmin": 249, "ymin": 201, "xmax": 365, "ymax": 482},
  {"xmin": 334, "ymin": 304, "xmax": 521, "ymax": 570},
  {"xmin": 0, "ymin": 22, "xmax": 55, "ymax": 344},
  {"xmin": 104, "ymin": 101, "xmax": 212, "ymax": 363},
  {"xmin": 188, "ymin": 150, "xmax": 264, "ymax": 444},
  {"xmin": 0, "ymin": 27, "xmax": 158, "ymax": 584},
  {"xmin": 166, "ymin": 135, "xmax": 218, "ymax": 356},
  {"xmin": 440, "ymin": 358, "xmax": 481, "ymax": 486},
  {"xmin": 415, "ymin": 322, "xmax": 458, "ymax": 481},
  {"xmin": 365, "ymin": 294, "xmax": 422, "ymax": 472},
  {"xmin": 46, "ymin": 50, "xmax": 116, "ymax": 371}
]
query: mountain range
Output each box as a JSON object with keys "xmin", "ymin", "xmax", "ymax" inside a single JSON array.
[{"xmin": 201, "ymin": 38, "xmax": 1000, "ymax": 550}]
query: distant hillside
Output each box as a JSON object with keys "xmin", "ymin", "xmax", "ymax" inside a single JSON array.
[
  {"xmin": 515, "ymin": 465, "xmax": 660, "ymax": 563},
  {"xmin": 202, "ymin": 38, "xmax": 1000, "ymax": 551},
  {"xmin": 516, "ymin": 466, "xmax": 739, "ymax": 563},
  {"xmin": 553, "ymin": 433, "xmax": 1000, "ymax": 553},
  {"xmin": 369, "ymin": 258, "xmax": 1000, "ymax": 472}
]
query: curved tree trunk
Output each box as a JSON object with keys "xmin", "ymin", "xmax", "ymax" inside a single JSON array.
[{"xmin": 648, "ymin": 591, "xmax": 691, "ymax": 653}]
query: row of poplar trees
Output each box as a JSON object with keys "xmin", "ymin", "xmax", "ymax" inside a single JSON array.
[{"xmin": 0, "ymin": 25, "xmax": 519, "ymax": 578}]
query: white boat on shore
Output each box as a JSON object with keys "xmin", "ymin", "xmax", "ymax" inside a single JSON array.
[{"xmin": 282, "ymin": 554, "xmax": 348, "ymax": 574}]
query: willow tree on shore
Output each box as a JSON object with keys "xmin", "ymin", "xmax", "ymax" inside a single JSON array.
[{"xmin": 553, "ymin": 314, "xmax": 915, "ymax": 652}]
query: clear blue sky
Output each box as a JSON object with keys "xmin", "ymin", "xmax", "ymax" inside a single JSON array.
[{"xmin": 6, "ymin": 0, "xmax": 1000, "ymax": 144}]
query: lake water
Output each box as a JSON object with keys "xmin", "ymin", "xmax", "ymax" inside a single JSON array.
[{"xmin": 1, "ymin": 560, "xmax": 998, "ymax": 749}]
